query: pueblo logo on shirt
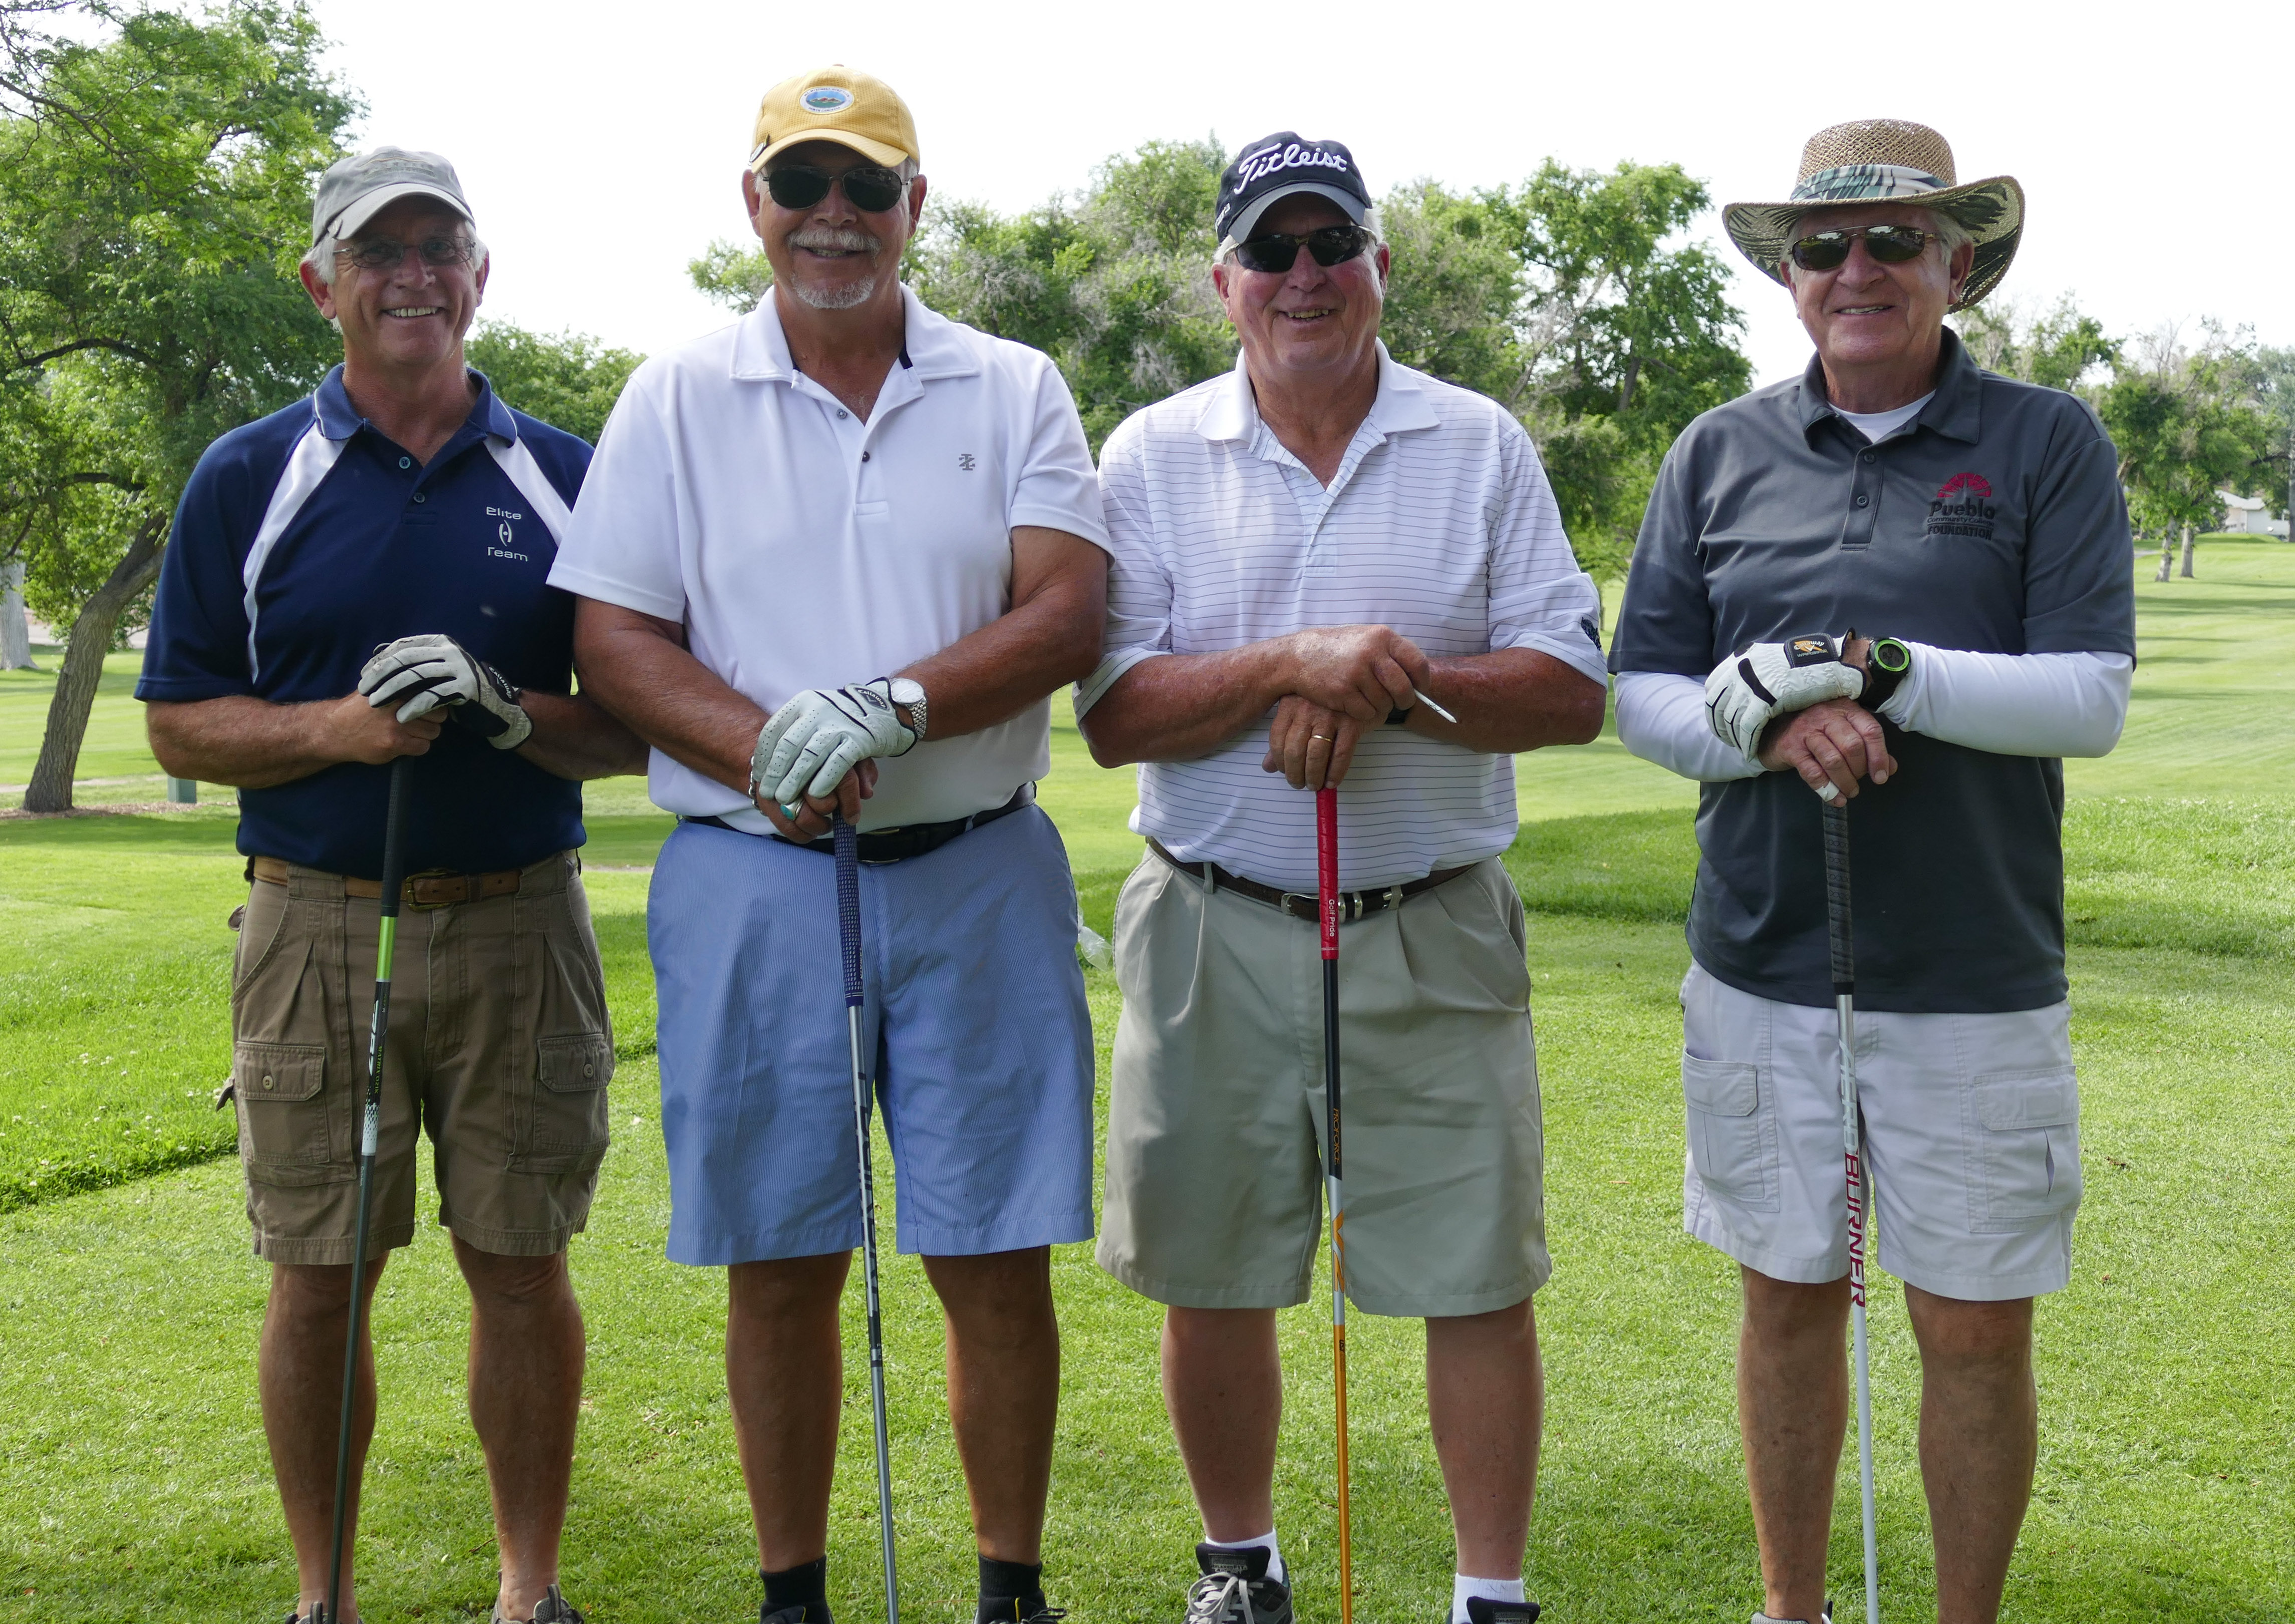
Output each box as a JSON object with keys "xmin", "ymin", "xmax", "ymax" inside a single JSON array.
[{"xmin": 1928, "ymin": 472, "xmax": 1996, "ymax": 539}]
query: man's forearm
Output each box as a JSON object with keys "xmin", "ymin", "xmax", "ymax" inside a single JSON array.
[
  {"xmin": 1410, "ymin": 649, "xmax": 1606, "ymax": 753},
  {"xmin": 147, "ymin": 696, "xmax": 371, "ymax": 788},
  {"xmin": 1076, "ymin": 642, "xmax": 1294, "ymax": 766},
  {"xmin": 572, "ymin": 604, "xmax": 762, "ymax": 795},
  {"xmin": 514, "ymin": 690, "xmax": 651, "ymax": 781},
  {"xmin": 901, "ymin": 572, "xmax": 1104, "ymax": 741}
]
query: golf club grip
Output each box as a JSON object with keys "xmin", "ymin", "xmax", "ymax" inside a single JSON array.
[
  {"xmin": 1822, "ymin": 801, "xmax": 1853, "ymax": 993},
  {"xmin": 1316, "ymin": 786, "xmax": 1339, "ymax": 959},
  {"xmin": 834, "ymin": 818, "xmax": 863, "ymax": 1008},
  {"xmin": 377, "ymin": 756, "xmax": 412, "ymax": 918}
]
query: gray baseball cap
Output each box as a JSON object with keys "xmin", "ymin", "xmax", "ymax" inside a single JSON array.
[{"xmin": 309, "ymin": 147, "xmax": 473, "ymax": 245}]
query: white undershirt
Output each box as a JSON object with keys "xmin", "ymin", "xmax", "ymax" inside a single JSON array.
[
  {"xmin": 1614, "ymin": 645, "xmax": 2134, "ymax": 781},
  {"xmin": 1834, "ymin": 391, "xmax": 1934, "ymax": 442}
]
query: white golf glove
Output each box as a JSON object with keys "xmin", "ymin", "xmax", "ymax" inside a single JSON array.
[
  {"xmin": 358, "ymin": 634, "xmax": 532, "ymax": 749},
  {"xmin": 752, "ymin": 680, "xmax": 918, "ymax": 805},
  {"xmin": 1704, "ymin": 633, "xmax": 1865, "ymax": 765}
]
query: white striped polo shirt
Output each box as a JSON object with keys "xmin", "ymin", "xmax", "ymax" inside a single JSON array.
[{"xmin": 1076, "ymin": 347, "xmax": 1606, "ymax": 893}]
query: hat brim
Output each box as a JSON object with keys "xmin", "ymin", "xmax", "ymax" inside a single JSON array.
[
  {"xmin": 323, "ymin": 181, "xmax": 472, "ymax": 245},
  {"xmin": 1721, "ymin": 175, "xmax": 2023, "ymax": 312},
  {"xmin": 1217, "ymin": 182, "xmax": 1369, "ymax": 255},
  {"xmin": 749, "ymin": 129, "xmax": 911, "ymax": 172}
]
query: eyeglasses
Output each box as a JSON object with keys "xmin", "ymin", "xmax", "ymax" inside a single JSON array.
[
  {"xmin": 764, "ymin": 163, "xmax": 909, "ymax": 214},
  {"xmin": 1230, "ymin": 224, "xmax": 1377, "ymax": 276},
  {"xmin": 1788, "ymin": 224, "xmax": 1937, "ymax": 272},
  {"xmin": 334, "ymin": 235, "xmax": 476, "ymax": 273}
]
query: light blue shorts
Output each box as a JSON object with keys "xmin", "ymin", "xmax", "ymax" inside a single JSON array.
[{"xmin": 648, "ymin": 805, "xmax": 1096, "ymax": 1266}]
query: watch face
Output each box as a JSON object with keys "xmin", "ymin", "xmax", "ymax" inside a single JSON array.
[{"xmin": 889, "ymin": 678, "xmax": 926, "ymax": 706}]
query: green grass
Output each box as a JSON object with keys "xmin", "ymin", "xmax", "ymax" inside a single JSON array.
[{"xmin": 3, "ymin": 536, "xmax": 2292, "ymax": 1618}]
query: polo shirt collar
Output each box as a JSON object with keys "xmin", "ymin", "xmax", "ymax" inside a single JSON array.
[
  {"xmin": 728, "ymin": 285, "xmax": 981, "ymax": 384},
  {"xmin": 1792, "ymin": 327, "xmax": 1983, "ymax": 446},
  {"xmin": 1196, "ymin": 341, "xmax": 1439, "ymax": 443},
  {"xmin": 311, "ymin": 364, "xmax": 521, "ymax": 446}
]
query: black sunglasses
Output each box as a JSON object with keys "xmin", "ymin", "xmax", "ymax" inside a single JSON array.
[
  {"xmin": 1789, "ymin": 224, "xmax": 1937, "ymax": 272},
  {"xmin": 1230, "ymin": 224, "xmax": 1377, "ymax": 275},
  {"xmin": 764, "ymin": 163, "xmax": 908, "ymax": 214}
]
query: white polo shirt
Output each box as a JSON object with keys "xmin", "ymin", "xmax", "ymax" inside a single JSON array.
[
  {"xmin": 1076, "ymin": 347, "xmax": 1606, "ymax": 892},
  {"xmin": 550, "ymin": 287, "xmax": 1110, "ymax": 832}
]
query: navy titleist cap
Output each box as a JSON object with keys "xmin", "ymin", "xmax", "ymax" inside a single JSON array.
[{"xmin": 1215, "ymin": 132, "xmax": 1371, "ymax": 251}]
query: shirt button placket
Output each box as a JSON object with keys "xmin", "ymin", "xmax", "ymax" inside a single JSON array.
[{"xmin": 1844, "ymin": 448, "xmax": 1881, "ymax": 550}]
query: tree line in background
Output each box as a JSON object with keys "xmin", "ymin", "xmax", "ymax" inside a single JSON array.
[{"xmin": 7, "ymin": 1, "xmax": 2292, "ymax": 811}]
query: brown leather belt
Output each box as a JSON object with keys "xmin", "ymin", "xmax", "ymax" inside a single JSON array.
[
  {"xmin": 1148, "ymin": 839, "xmax": 1471, "ymax": 924},
  {"xmin": 248, "ymin": 854, "xmax": 524, "ymax": 907}
]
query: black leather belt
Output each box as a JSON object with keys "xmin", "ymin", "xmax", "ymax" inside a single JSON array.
[
  {"xmin": 1147, "ymin": 838, "xmax": 1471, "ymax": 924},
  {"xmin": 688, "ymin": 784, "xmax": 1033, "ymax": 864}
]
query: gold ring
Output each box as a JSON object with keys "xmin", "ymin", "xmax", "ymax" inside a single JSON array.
[{"xmin": 1312, "ymin": 733, "xmax": 1333, "ymax": 742}]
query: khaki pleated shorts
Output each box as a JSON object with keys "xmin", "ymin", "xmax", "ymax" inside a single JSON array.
[
  {"xmin": 228, "ymin": 851, "xmax": 614, "ymax": 1263},
  {"xmin": 1097, "ymin": 853, "xmax": 1549, "ymax": 1318}
]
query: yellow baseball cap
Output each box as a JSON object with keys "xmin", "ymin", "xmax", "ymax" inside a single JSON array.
[{"xmin": 748, "ymin": 65, "xmax": 920, "ymax": 172}]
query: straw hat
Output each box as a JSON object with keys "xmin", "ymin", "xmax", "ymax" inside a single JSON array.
[{"xmin": 1723, "ymin": 120, "xmax": 2023, "ymax": 312}]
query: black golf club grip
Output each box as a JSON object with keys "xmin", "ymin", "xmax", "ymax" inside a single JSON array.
[
  {"xmin": 378, "ymin": 756, "xmax": 412, "ymax": 915},
  {"xmin": 834, "ymin": 817, "xmax": 863, "ymax": 1009},
  {"xmin": 1823, "ymin": 801, "xmax": 1853, "ymax": 993}
]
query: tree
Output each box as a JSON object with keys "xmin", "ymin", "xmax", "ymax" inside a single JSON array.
[
  {"xmin": 465, "ymin": 321, "xmax": 642, "ymax": 446},
  {"xmin": 0, "ymin": 0, "xmax": 354, "ymax": 810},
  {"xmin": 2096, "ymin": 322, "xmax": 2275, "ymax": 579},
  {"xmin": 2237, "ymin": 344, "xmax": 2294, "ymax": 534},
  {"xmin": 1953, "ymin": 294, "xmax": 2118, "ymax": 392}
]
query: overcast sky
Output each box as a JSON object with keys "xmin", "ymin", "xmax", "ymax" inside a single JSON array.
[{"xmin": 308, "ymin": 0, "xmax": 2288, "ymax": 389}]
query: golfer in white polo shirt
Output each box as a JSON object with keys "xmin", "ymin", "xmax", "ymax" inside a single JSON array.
[
  {"xmin": 548, "ymin": 66, "xmax": 1107, "ymax": 1624},
  {"xmin": 1076, "ymin": 133, "xmax": 1608, "ymax": 1624}
]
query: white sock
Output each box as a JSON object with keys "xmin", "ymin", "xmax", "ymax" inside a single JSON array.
[
  {"xmin": 1452, "ymin": 1575, "xmax": 1527, "ymax": 1623},
  {"xmin": 1203, "ymin": 1529, "xmax": 1285, "ymax": 1585}
]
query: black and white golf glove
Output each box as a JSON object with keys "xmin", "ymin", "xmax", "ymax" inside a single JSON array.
[
  {"xmin": 1704, "ymin": 633, "xmax": 1865, "ymax": 765},
  {"xmin": 751, "ymin": 680, "xmax": 919, "ymax": 806},
  {"xmin": 358, "ymin": 634, "xmax": 532, "ymax": 749}
]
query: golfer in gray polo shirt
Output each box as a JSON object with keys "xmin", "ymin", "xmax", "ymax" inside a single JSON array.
[{"xmin": 1608, "ymin": 121, "xmax": 2134, "ymax": 1624}]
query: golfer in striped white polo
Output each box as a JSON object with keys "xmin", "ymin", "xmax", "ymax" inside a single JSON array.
[{"xmin": 1075, "ymin": 134, "xmax": 1608, "ymax": 1624}]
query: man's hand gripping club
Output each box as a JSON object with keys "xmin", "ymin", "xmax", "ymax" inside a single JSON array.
[
  {"xmin": 1705, "ymin": 633, "xmax": 1898, "ymax": 801},
  {"xmin": 1262, "ymin": 625, "xmax": 1430, "ymax": 790},
  {"xmin": 359, "ymin": 634, "xmax": 532, "ymax": 749},
  {"xmin": 750, "ymin": 681, "xmax": 918, "ymax": 837}
]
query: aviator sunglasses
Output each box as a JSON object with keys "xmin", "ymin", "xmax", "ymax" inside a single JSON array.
[
  {"xmin": 1230, "ymin": 223, "xmax": 1377, "ymax": 275},
  {"xmin": 1789, "ymin": 223, "xmax": 1939, "ymax": 272},
  {"xmin": 764, "ymin": 162, "xmax": 909, "ymax": 214}
]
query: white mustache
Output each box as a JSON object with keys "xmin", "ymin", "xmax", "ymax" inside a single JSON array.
[{"xmin": 789, "ymin": 227, "xmax": 880, "ymax": 254}]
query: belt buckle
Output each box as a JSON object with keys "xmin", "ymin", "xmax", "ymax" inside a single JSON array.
[
  {"xmin": 403, "ymin": 869, "xmax": 461, "ymax": 909},
  {"xmin": 1279, "ymin": 890, "xmax": 1314, "ymax": 922}
]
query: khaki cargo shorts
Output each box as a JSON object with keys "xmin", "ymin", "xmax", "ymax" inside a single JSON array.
[
  {"xmin": 1097, "ymin": 853, "xmax": 1549, "ymax": 1318},
  {"xmin": 228, "ymin": 850, "xmax": 614, "ymax": 1263}
]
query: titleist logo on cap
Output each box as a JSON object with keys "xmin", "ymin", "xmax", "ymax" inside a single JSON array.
[{"xmin": 1234, "ymin": 140, "xmax": 1351, "ymax": 185}]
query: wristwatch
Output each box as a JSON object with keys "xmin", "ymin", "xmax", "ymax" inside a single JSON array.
[
  {"xmin": 1856, "ymin": 635, "xmax": 1912, "ymax": 711},
  {"xmin": 884, "ymin": 676, "xmax": 929, "ymax": 742}
]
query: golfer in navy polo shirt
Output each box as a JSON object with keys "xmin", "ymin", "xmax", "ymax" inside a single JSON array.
[
  {"xmin": 1609, "ymin": 121, "xmax": 2134, "ymax": 1624},
  {"xmin": 137, "ymin": 147, "xmax": 642, "ymax": 1624}
]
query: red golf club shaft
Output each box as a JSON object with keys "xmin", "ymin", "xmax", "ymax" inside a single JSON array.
[{"xmin": 1317, "ymin": 785, "xmax": 1353, "ymax": 1624}]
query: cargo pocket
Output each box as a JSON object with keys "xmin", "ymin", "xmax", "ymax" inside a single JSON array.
[
  {"xmin": 1968, "ymin": 1066, "xmax": 2082, "ymax": 1230},
  {"xmin": 234, "ymin": 1041, "xmax": 335, "ymax": 1180},
  {"xmin": 1683, "ymin": 1052, "xmax": 1779, "ymax": 1212},
  {"xmin": 513, "ymin": 1033, "xmax": 614, "ymax": 1175}
]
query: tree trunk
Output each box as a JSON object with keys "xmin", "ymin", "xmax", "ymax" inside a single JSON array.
[
  {"xmin": 21, "ymin": 518, "xmax": 166, "ymax": 814},
  {"xmin": 2178, "ymin": 522, "xmax": 2196, "ymax": 578},
  {"xmin": 2153, "ymin": 530, "xmax": 2175, "ymax": 582},
  {"xmin": 0, "ymin": 559, "xmax": 34, "ymax": 669}
]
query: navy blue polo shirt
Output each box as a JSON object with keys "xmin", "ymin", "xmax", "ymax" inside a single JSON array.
[
  {"xmin": 138, "ymin": 367, "xmax": 593, "ymax": 880},
  {"xmin": 1609, "ymin": 331, "xmax": 2136, "ymax": 1013}
]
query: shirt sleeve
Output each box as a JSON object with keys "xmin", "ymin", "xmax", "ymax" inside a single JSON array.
[
  {"xmin": 1072, "ymin": 418, "xmax": 1171, "ymax": 716},
  {"xmin": 1606, "ymin": 435, "xmax": 1717, "ymax": 679},
  {"xmin": 134, "ymin": 438, "xmax": 269, "ymax": 703},
  {"xmin": 1880, "ymin": 646, "xmax": 2131, "ymax": 757},
  {"xmin": 1008, "ymin": 358, "xmax": 1112, "ymax": 551},
  {"xmin": 2021, "ymin": 413, "xmax": 2136, "ymax": 656},
  {"xmin": 544, "ymin": 362, "xmax": 688, "ymax": 623},
  {"xmin": 1614, "ymin": 670, "xmax": 1763, "ymax": 781},
  {"xmin": 1487, "ymin": 424, "xmax": 1607, "ymax": 686}
]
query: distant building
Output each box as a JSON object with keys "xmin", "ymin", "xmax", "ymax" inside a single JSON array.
[{"xmin": 2217, "ymin": 491, "xmax": 2290, "ymax": 537}]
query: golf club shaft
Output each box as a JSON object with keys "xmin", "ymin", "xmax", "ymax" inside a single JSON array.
[
  {"xmin": 320, "ymin": 756, "xmax": 410, "ymax": 1624},
  {"xmin": 1823, "ymin": 801, "xmax": 1880, "ymax": 1624},
  {"xmin": 835, "ymin": 818, "xmax": 900, "ymax": 1624},
  {"xmin": 1316, "ymin": 786, "xmax": 1353, "ymax": 1624}
]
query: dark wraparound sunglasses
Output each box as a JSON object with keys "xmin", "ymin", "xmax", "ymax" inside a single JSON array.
[
  {"xmin": 1231, "ymin": 224, "xmax": 1377, "ymax": 275},
  {"xmin": 764, "ymin": 163, "xmax": 908, "ymax": 214},
  {"xmin": 1789, "ymin": 224, "xmax": 1938, "ymax": 272}
]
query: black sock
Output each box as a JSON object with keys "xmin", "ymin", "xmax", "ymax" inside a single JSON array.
[
  {"xmin": 977, "ymin": 1555, "xmax": 1046, "ymax": 1622},
  {"xmin": 762, "ymin": 1557, "xmax": 829, "ymax": 1619}
]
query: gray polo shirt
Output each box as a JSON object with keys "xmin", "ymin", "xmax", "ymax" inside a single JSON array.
[{"xmin": 1608, "ymin": 330, "xmax": 2135, "ymax": 1013}]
